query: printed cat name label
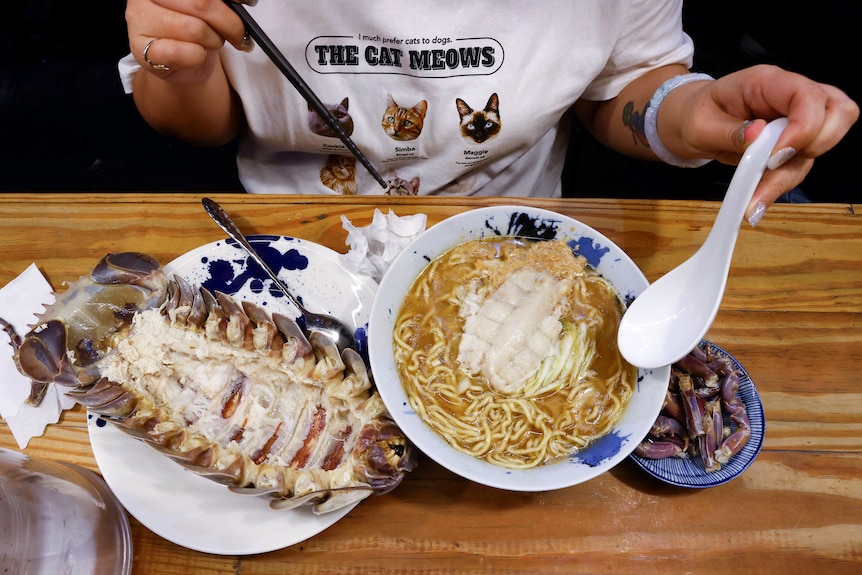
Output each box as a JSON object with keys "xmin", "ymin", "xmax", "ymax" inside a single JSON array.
[
  {"xmin": 395, "ymin": 146, "xmax": 416, "ymax": 157},
  {"xmin": 306, "ymin": 36, "xmax": 503, "ymax": 78},
  {"xmin": 382, "ymin": 147, "xmax": 428, "ymax": 164},
  {"xmin": 457, "ymin": 148, "xmax": 490, "ymax": 168},
  {"xmin": 322, "ymin": 143, "xmax": 347, "ymax": 151}
]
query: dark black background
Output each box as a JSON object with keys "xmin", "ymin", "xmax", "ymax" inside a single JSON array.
[
  {"xmin": 0, "ymin": 1, "xmax": 241, "ymax": 192},
  {"xmin": 0, "ymin": 1, "xmax": 858, "ymax": 201}
]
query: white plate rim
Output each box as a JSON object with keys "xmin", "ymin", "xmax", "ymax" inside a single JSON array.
[{"xmin": 88, "ymin": 235, "xmax": 378, "ymax": 555}]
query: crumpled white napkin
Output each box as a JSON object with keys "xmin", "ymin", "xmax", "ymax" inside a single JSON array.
[
  {"xmin": 0, "ymin": 264, "xmax": 75, "ymax": 448},
  {"xmin": 339, "ymin": 209, "xmax": 427, "ymax": 283}
]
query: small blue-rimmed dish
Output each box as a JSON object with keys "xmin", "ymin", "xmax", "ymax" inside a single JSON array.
[{"xmin": 629, "ymin": 340, "xmax": 765, "ymax": 488}]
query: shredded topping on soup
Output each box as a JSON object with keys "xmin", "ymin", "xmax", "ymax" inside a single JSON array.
[{"xmin": 393, "ymin": 238, "xmax": 636, "ymax": 470}]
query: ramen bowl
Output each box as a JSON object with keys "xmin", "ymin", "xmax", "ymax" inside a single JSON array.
[{"xmin": 368, "ymin": 205, "xmax": 670, "ymax": 492}]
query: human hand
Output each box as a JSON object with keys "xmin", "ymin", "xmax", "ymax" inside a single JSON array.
[
  {"xmin": 667, "ymin": 65, "xmax": 858, "ymax": 223},
  {"xmin": 125, "ymin": 0, "xmax": 251, "ymax": 84}
]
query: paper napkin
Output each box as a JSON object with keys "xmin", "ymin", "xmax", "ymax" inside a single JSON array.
[
  {"xmin": 339, "ymin": 209, "xmax": 427, "ymax": 282},
  {"xmin": 0, "ymin": 264, "xmax": 75, "ymax": 448}
]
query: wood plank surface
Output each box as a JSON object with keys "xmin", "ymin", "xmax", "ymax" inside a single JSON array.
[{"xmin": 1, "ymin": 194, "xmax": 860, "ymax": 574}]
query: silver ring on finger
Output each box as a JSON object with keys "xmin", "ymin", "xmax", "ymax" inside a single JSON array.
[{"xmin": 142, "ymin": 39, "xmax": 171, "ymax": 72}]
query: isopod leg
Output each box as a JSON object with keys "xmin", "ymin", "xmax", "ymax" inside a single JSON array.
[
  {"xmin": 699, "ymin": 400, "xmax": 721, "ymax": 472},
  {"xmin": 634, "ymin": 441, "xmax": 685, "ymax": 459},
  {"xmin": 678, "ymin": 374, "xmax": 705, "ymax": 440}
]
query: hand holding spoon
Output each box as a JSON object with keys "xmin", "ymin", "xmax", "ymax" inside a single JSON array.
[
  {"xmin": 617, "ymin": 118, "xmax": 788, "ymax": 369},
  {"xmin": 201, "ymin": 197, "xmax": 358, "ymax": 353}
]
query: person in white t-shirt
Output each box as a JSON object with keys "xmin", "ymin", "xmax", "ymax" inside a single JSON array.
[{"xmin": 121, "ymin": 0, "xmax": 857, "ymax": 225}]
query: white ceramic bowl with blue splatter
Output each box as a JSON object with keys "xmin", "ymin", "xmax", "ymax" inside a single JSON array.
[{"xmin": 369, "ymin": 206, "xmax": 670, "ymax": 492}]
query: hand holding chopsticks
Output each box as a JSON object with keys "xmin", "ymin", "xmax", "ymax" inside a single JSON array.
[{"xmin": 222, "ymin": 0, "xmax": 390, "ymax": 190}]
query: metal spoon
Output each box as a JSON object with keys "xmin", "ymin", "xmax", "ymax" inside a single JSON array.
[
  {"xmin": 201, "ymin": 197, "xmax": 358, "ymax": 352},
  {"xmin": 617, "ymin": 118, "xmax": 788, "ymax": 369}
]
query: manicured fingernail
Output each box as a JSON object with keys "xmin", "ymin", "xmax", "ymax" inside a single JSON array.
[
  {"xmin": 738, "ymin": 121, "xmax": 752, "ymax": 144},
  {"xmin": 748, "ymin": 202, "xmax": 767, "ymax": 227},
  {"xmin": 767, "ymin": 147, "xmax": 796, "ymax": 170},
  {"xmin": 241, "ymin": 32, "xmax": 254, "ymax": 50}
]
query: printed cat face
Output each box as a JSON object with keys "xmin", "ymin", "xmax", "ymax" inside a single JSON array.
[
  {"xmin": 381, "ymin": 94, "xmax": 427, "ymax": 141},
  {"xmin": 319, "ymin": 154, "xmax": 357, "ymax": 195},
  {"xmin": 308, "ymin": 97, "xmax": 354, "ymax": 138},
  {"xmin": 386, "ymin": 175, "xmax": 420, "ymax": 196},
  {"xmin": 455, "ymin": 93, "xmax": 501, "ymax": 144}
]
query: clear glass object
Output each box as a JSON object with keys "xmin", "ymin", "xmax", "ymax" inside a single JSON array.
[{"xmin": 0, "ymin": 447, "xmax": 133, "ymax": 574}]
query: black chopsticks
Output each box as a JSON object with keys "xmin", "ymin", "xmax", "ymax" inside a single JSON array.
[{"xmin": 223, "ymin": 0, "xmax": 389, "ymax": 189}]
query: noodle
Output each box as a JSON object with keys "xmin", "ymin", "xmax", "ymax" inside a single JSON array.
[{"xmin": 393, "ymin": 238, "xmax": 636, "ymax": 469}]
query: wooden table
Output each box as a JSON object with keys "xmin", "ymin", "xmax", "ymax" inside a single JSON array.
[{"xmin": 1, "ymin": 193, "xmax": 860, "ymax": 574}]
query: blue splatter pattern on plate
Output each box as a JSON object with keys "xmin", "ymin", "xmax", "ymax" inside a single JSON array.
[{"xmin": 163, "ymin": 235, "xmax": 377, "ymax": 358}]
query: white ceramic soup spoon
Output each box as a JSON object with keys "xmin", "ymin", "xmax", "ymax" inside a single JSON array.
[{"xmin": 617, "ymin": 117, "xmax": 788, "ymax": 369}]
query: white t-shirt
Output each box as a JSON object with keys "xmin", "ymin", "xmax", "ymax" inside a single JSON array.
[{"xmin": 120, "ymin": 0, "xmax": 693, "ymax": 196}]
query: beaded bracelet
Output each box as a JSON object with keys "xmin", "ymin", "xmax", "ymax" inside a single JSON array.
[{"xmin": 644, "ymin": 73, "xmax": 715, "ymax": 168}]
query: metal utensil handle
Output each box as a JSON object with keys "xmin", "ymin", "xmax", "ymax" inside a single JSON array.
[
  {"xmin": 223, "ymin": 1, "xmax": 389, "ymax": 189},
  {"xmin": 200, "ymin": 197, "xmax": 304, "ymax": 311}
]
